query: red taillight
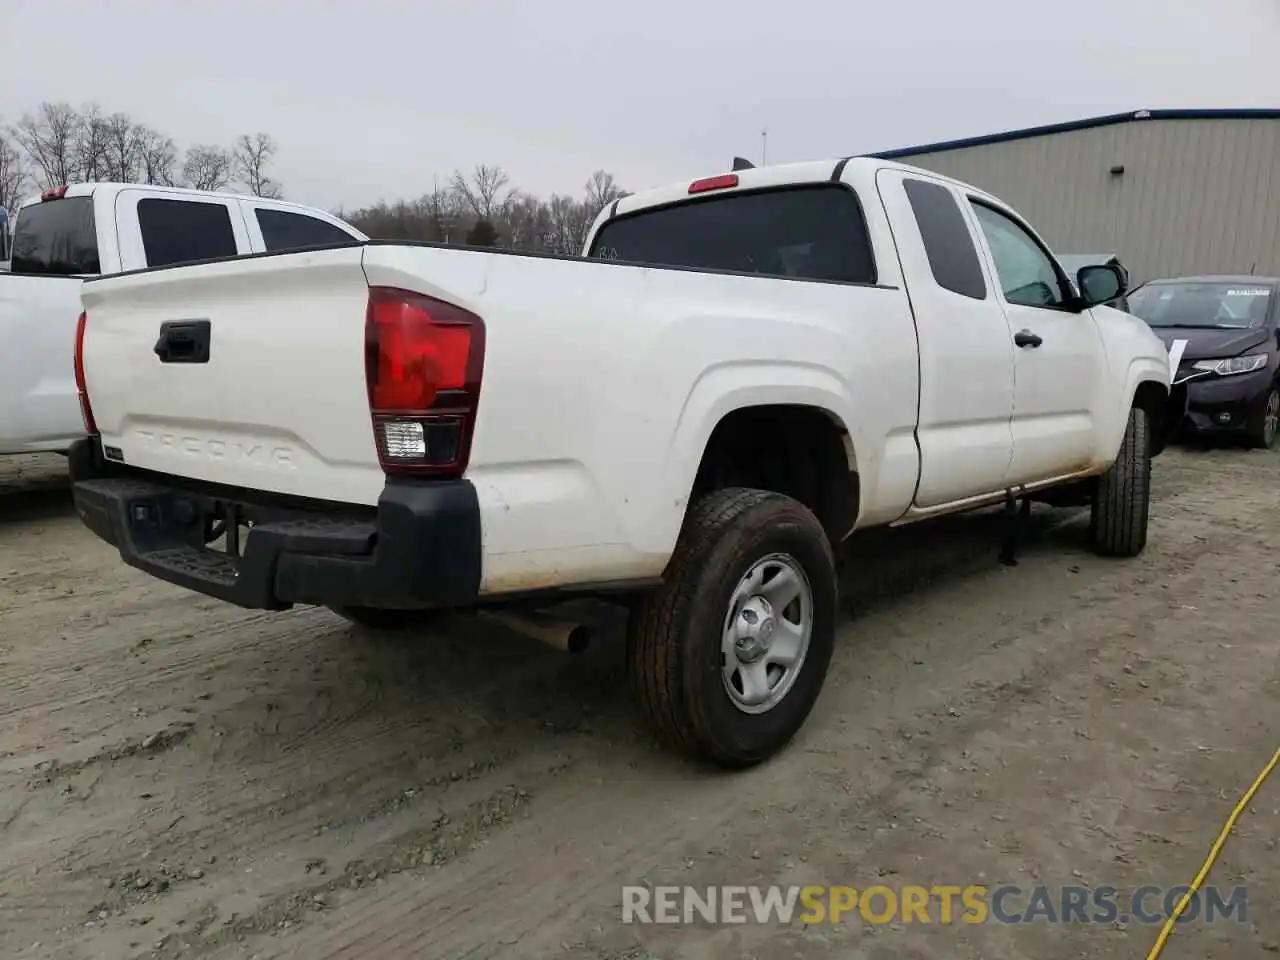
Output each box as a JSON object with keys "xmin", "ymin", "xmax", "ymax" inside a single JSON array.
[
  {"xmin": 41, "ymin": 185, "xmax": 69, "ymax": 201},
  {"xmin": 364, "ymin": 286, "xmax": 485, "ymax": 478},
  {"xmin": 688, "ymin": 174, "xmax": 739, "ymax": 194},
  {"xmin": 74, "ymin": 311, "xmax": 97, "ymax": 435}
]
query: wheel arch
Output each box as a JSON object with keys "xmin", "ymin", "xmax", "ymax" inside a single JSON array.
[{"xmin": 686, "ymin": 400, "xmax": 861, "ymax": 545}]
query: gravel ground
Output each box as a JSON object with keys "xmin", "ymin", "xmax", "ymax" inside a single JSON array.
[{"xmin": 0, "ymin": 445, "xmax": 1276, "ymax": 960}]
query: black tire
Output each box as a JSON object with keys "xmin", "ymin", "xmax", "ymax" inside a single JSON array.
[
  {"xmin": 626, "ymin": 488, "xmax": 837, "ymax": 769},
  {"xmin": 328, "ymin": 605, "xmax": 447, "ymax": 633},
  {"xmin": 1245, "ymin": 386, "xmax": 1279, "ymax": 450},
  {"xmin": 1090, "ymin": 405, "xmax": 1152, "ymax": 558}
]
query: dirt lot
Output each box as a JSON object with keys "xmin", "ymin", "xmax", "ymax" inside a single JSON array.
[{"xmin": 0, "ymin": 446, "xmax": 1277, "ymax": 960}]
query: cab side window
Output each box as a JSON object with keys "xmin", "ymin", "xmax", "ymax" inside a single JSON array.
[
  {"xmin": 256, "ymin": 208, "xmax": 356, "ymax": 253},
  {"xmin": 138, "ymin": 198, "xmax": 238, "ymax": 268},
  {"xmin": 970, "ymin": 201, "xmax": 1066, "ymax": 309}
]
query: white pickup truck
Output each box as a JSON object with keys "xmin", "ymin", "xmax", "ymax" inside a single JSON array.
[
  {"xmin": 69, "ymin": 157, "xmax": 1173, "ymax": 768},
  {"xmin": 0, "ymin": 205, "xmax": 11, "ymax": 270},
  {"xmin": 0, "ymin": 183, "xmax": 365, "ymax": 454}
]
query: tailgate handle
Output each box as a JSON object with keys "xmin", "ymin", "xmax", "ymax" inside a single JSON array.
[{"xmin": 154, "ymin": 320, "xmax": 211, "ymax": 364}]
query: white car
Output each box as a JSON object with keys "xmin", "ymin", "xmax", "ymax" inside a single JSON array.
[
  {"xmin": 0, "ymin": 183, "xmax": 366, "ymax": 454},
  {"xmin": 0, "ymin": 203, "xmax": 10, "ymax": 270},
  {"xmin": 68, "ymin": 157, "xmax": 1172, "ymax": 767}
]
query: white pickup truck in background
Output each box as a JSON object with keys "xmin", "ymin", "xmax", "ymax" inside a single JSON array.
[
  {"xmin": 0, "ymin": 205, "xmax": 10, "ymax": 270},
  {"xmin": 69, "ymin": 156, "xmax": 1173, "ymax": 768},
  {"xmin": 0, "ymin": 184, "xmax": 366, "ymax": 454}
]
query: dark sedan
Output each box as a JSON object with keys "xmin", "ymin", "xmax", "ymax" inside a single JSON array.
[{"xmin": 1127, "ymin": 276, "xmax": 1280, "ymax": 449}]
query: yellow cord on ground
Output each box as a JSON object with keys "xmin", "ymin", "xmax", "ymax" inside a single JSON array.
[{"xmin": 1144, "ymin": 744, "xmax": 1280, "ymax": 960}]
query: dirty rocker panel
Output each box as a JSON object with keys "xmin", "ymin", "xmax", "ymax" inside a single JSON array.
[{"xmin": 67, "ymin": 438, "xmax": 482, "ymax": 611}]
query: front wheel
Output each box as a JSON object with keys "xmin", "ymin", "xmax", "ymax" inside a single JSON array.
[
  {"xmin": 626, "ymin": 488, "xmax": 837, "ymax": 769},
  {"xmin": 1090, "ymin": 406, "xmax": 1152, "ymax": 558},
  {"xmin": 1246, "ymin": 386, "xmax": 1279, "ymax": 450}
]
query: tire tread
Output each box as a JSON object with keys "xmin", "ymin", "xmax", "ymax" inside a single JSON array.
[
  {"xmin": 1090, "ymin": 406, "xmax": 1151, "ymax": 557},
  {"xmin": 627, "ymin": 488, "xmax": 834, "ymax": 767}
]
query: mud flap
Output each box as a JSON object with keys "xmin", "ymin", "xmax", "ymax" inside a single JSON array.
[{"xmin": 1152, "ymin": 381, "xmax": 1189, "ymax": 456}]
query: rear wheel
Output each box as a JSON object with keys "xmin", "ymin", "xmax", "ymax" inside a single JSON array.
[
  {"xmin": 626, "ymin": 488, "xmax": 837, "ymax": 769},
  {"xmin": 1245, "ymin": 386, "xmax": 1279, "ymax": 450},
  {"xmin": 1090, "ymin": 406, "xmax": 1151, "ymax": 557}
]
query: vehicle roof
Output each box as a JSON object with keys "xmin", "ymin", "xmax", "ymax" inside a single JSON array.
[
  {"xmin": 14, "ymin": 182, "xmax": 342, "ymax": 218},
  {"xmin": 1142, "ymin": 275, "xmax": 1280, "ymax": 287},
  {"xmin": 605, "ymin": 156, "xmax": 1005, "ymax": 222}
]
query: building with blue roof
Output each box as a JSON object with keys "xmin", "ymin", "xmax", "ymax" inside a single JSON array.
[{"xmin": 863, "ymin": 109, "xmax": 1280, "ymax": 283}]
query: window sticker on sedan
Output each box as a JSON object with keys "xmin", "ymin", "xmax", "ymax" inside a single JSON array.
[
  {"xmin": 1167, "ymin": 338, "xmax": 1188, "ymax": 380},
  {"xmin": 1226, "ymin": 288, "xmax": 1270, "ymax": 297}
]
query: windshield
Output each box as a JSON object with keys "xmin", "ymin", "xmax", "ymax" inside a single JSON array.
[{"xmin": 1127, "ymin": 281, "xmax": 1273, "ymax": 329}]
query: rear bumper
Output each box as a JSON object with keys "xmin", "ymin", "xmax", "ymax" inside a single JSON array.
[{"xmin": 68, "ymin": 438, "xmax": 481, "ymax": 612}]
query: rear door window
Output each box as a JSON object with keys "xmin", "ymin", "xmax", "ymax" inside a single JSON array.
[
  {"xmin": 137, "ymin": 198, "xmax": 239, "ymax": 268},
  {"xmin": 902, "ymin": 178, "xmax": 986, "ymax": 300},
  {"xmin": 9, "ymin": 196, "xmax": 101, "ymax": 275},
  {"xmin": 588, "ymin": 184, "xmax": 877, "ymax": 285},
  {"xmin": 255, "ymin": 208, "xmax": 357, "ymax": 252}
]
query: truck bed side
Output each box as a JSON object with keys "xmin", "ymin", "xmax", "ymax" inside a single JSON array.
[{"xmin": 80, "ymin": 241, "xmax": 922, "ymax": 595}]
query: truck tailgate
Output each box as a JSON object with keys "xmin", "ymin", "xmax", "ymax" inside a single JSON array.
[{"xmin": 80, "ymin": 247, "xmax": 384, "ymax": 505}]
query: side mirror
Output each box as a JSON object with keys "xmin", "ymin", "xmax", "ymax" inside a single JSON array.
[{"xmin": 1076, "ymin": 263, "xmax": 1127, "ymax": 308}]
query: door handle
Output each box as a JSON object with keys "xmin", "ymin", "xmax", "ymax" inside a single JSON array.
[
  {"xmin": 154, "ymin": 319, "xmax": 212, "ymax": 364},
  {"xmin": 1013, "ymin": 329, "xmax": 1043, "ymax": 349}
]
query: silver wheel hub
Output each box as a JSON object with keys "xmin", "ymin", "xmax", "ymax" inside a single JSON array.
[
  {"xmin": 721, "ymin": 554, "xmax": 813, "ymax": 715},
  {"xmin": 735, "ymin": 597, "xmax": 776, "ymax": 663}
]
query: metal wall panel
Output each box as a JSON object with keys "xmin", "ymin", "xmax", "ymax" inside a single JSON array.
[{"xmin": 891, "ymin": 118, "xmax": 1280, "ymax": 284}]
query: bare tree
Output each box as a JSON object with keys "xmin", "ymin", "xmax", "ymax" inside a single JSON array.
[
  {"xmin": 0, "ymin": 133, "xmax": 28, "ymax": 211},
  {"xmin": 12, "ymin": 101, "xmax": 80, "ymax": 187},
  {"xmin": 501, "ymin": 192, "xmax": 553, "ymax": 252},
  {"xmin": 71, "ymin": 103, "xmax": 112, "ymax": 181},
  {"xmin": 138, "ymin": 127, "xmax": 179, "ymax": 186},
  {"xmin": 182, "ymin": 145, "xmax": 232, "ymax": 191},
  {"xmin": 101, "ymin": 112, "xmax": 145, "ymax": 182},
  {"xmin": 419, "ymin": 178, "xmax": 463, "ymax": 241},
  {"xmin": 233, "ymin": 132, "xmax": 282, "ymax": 198},
  {"xmin": 345, "ymin": 168, "xmax": 626, "ymax": 255},
  {"xmin": 584, "ymin": 170, "xmax": 627, "ymax": 216},
  {"xmin": 450, "ymin": 164, "xmax": 511, "ymax": 222},
  {"xmin": 546, "ymin": 194, "xmax": 595, "ymax": 255}
]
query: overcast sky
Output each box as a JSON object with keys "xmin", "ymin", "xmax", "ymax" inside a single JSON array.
[{"xmin": 2, "ymin": 0, "xmax": 1276, "ymax": 212}]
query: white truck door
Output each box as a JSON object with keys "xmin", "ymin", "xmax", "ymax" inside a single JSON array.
[
  {"xmin": 875, "ymin": 168, "xmax": 1015, "ymax": 507},
  {"xmin": 114, "ymin": 189, "xmax": 252, "ymax": 270},
  {"xmin": 965, "ymin": 198, "xmax": 1106, "ymax": 485},
  {"xmin": 239, "ymin": 200, "xmax": 364, "ymax": 253}
]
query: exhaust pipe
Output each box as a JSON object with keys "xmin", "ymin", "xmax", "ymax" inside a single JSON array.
[{"xmin": 484, "ymin": 610, "xmax": 591, "ymax": 654}]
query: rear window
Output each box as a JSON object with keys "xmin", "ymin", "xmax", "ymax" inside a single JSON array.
[
  {"xmin": 9, "ymin": 196, "xmax": 101, "ymax": 276},
  {"xmin": 1127, "ymin": 282, "xmax": 1274, "ymax": 330},
  {"xmin": 138, "ymin": 198, "xmax": 238, "ymax": 269},
  {"xmin": 588, "ymin": 184, "xmax": 877, "ymax": 285},
  {"xmin": 256, "ymin": 208, "xmax": 357, "ymax": 253}
]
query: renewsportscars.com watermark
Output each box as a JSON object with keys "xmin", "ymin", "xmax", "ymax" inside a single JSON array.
[{"xmin": 622, "ymin": 884, "xmax": 1248, "ymax": 926}]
